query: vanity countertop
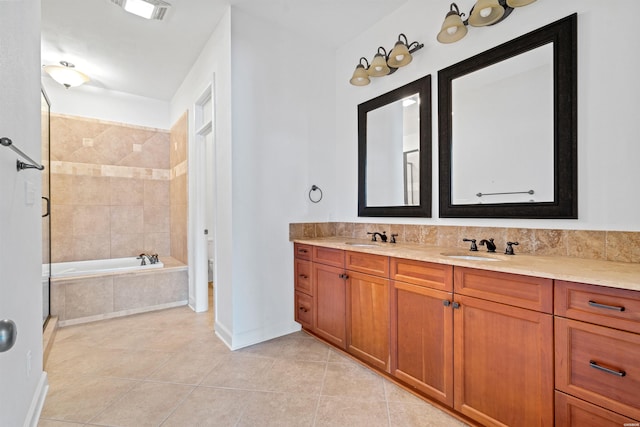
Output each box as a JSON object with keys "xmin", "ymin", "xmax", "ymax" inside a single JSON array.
[{"xmin": 293, "ymin": 237, "xmax": 640, "ymax": 292}]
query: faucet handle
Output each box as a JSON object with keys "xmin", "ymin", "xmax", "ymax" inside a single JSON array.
[
  {"xmin": 463, "ymin": 238, "xmax": 478, "ymax": 251},
  {"xmin": 505, "ymin": 241, "xmax": 519, "ymax": 255},
  {"xmin": 390, "ymin": 233, "xmax": 398, "ymax": 244},
  {"xmin": 366, "ymin": 232, "xmax": 377, "ymax": 241},
  {"xmin": 380, "ymin": 231, "xmax": 388, "ymax": 242}
]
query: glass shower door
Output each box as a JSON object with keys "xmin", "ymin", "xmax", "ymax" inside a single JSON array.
[{"xmin": 41, "ymin": 88, "xmax": 51, "ymax": 327}]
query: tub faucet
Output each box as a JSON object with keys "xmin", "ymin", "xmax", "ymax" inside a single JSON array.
[
  {"xmin": 479, "ymin": 238, "xmax": 496, "ymax": 252},
  {"xmin": 137, "ymin": 253, "xmax": 150, "ymax": 265}
]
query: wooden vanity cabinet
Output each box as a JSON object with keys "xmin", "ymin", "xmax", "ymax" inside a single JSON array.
[
  {"xmin": 294, "ymin": 244, "xmax": 313, "ymax": 330},
  {"xmin": 312, "ymin": 248, "xmax": 347, "ymax": 349},
  {"xmin": 555, "ymin": 280, "xmax": 640, "ymax": 423},
  {"xmin": 453, "ymin": 268, "xmax": 554, "ymax": 427},
  {"xmin": 391, "ymin": 258, "xmax": 454, "ymax": 406}
]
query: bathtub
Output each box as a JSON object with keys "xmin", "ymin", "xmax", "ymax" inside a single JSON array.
[
  {"xmin": 48, "ymin": 257, "xmax": 164, "ymax": 278},
  {"xmin": 48, "ymin": 256, "xmax": 187, "ymax": 326}
]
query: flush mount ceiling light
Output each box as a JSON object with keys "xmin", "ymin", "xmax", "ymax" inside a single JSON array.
[
  {"xmin": 109, "ymin": 0, "xmax": 171, "ymax": 20},
  {"xmin": 437, "ymin": 0, "xmax": 536, "ymax": 44},
  {"xmin": 350, "ymin": 34, "xmax": 423, "ymax": 86},
  {"xmin": 43, "ymin": 61, "xmax": 90, "ymax": 88}
]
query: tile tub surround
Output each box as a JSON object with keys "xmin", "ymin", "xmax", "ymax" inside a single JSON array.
[
  {"xmin": 51, "ymin": 257, "xmax": 188, "ymax": 327},
  {"xmin": 50, "ymin": 113, "xmax": 171, "ymax": 263},
  {"xmin": 170, "ymin": 112, "xmax": 188, "ymax": 264},
  {"xmin": 290, "ymin": 222, "xmax": 640, "ymax": 264}
]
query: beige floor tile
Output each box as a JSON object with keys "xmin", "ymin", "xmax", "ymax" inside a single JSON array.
[
  {"xmin": 147, "ymin": 351, "xmax": 224, "ymax": 385},
  {"xmin": 37, "ymin": 420, "xmax": 84, "ymax": 427},
  {"xmin": 199, "ymin": 353, "xmax": 274, "ymax": 390},
  {"xmin": 276, "ymin": 334, "xmax": 331, "ymax": 362},
  {"xmin": 322, "ymin": 362, "xmax": 386, "ymax": 401},
  {"xmin": 384, "ymin": 379, "xmax": 429, "ymax": 405},
  {"xmin": 237, "ymin": 391, "xmax": 319, "ymax": 427},
  {"xmin": 388, "ymin": 401, "xmax": 469, "ymax": 427},
  {"xmin": 314, "ymin": 395, "xmax": 390, "ymax": 427},
  {"xmin": 262, "ymin": 359, "xmax": 327, "ymax": 395},
  {"xmin": 162, "ymin": 387, "xmax": 250, "ymax": 427},
  {"xmin": 89, "ymin": 381, "xmax": 194, "ymax": 427},
  {"xmin": 40, "ymin": 375, "xmax": 138, "ymax": 423}
]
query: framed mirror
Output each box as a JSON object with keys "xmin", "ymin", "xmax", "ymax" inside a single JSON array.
[
  {"xmin": 438, "ymin": 14, "xmax": 577, "ymax": 218},
  {"xmin": 358, "ymin": 75, "xmax": 431, "ymax": 217}
]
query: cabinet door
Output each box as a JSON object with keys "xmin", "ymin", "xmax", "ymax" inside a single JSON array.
[
  {"xmin": 555, "ymin": 391, "xmax": 639, "ymax": 427},
  {"xmin": 392, "ymin": 281, "xmax": 453, "ymax": 406},
  {"xmin": 295, "ymin": 291, "xmax": 313, "ymax": 330},
  {"xmin": 313, "ymin": 263, "xmax": 346, "ymax": 349},
  {"xmin": 294, "ymin": 259, "xmax": 312, "ymax": 295},
  {"xmin": 453, "ymin": 294, "xmax": 554, "ymax": 427},
  {"xmin": 347, "ymin": 271, "xmax": 390, "ymax": 371}
]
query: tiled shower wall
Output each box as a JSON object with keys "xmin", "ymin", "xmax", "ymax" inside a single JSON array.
[
  {"xmin": 290, "ymin": 222, "xmax": 640, "ymax": 264},
  {"xmin": 170, "ymin": 112, "xmax": 188, "ymax": 264},
  {"xmin": 50, "ymin": 114, "xmax": 171, "ymax": 262}
]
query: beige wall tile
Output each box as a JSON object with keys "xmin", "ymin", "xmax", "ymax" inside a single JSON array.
[
  {"xmin": 316, "ymin": 223, "xmax": 336, "ymax": 238},
  {"xmin": 51, "ymin": 173, "xmax": 73, "ymax": 205},
  {"xmin": 51, "ymin": 234, "xmax": 74, "ymax": 263},
  {"xmin": 533, "ymin": 229, "xmax": 567, "ymax": 256},
  {"xmin": 72, "ymin": 175, "xmax": 111, "ymax": 206},
  {"xmin": 110, "ymin": 206, "xmax": 144, "ymax": 234},
  {"xmin": 436, "ymin": 226, "xmax": 459, "ymax": 248},
  {"xmin": 403, "ymin": 225, "xmax": 421, "ymax": 244},
  {"xmin": 606, "ymin": 231, "xmax": 640, "ymax": 263},
  {"xmin": 73, "ymin": 206, "xmax": 111, "ymax": 236},
  {"xmin": 303, "ymin": 223, "xmax": 316, "ymax": 238},
  {"xmin": 144, "ymin": 205, "xmax": 170, "ymax": 233},
  {"xmin": 111, "ymin": 233, "xmax": 145, "ymax": 258},
  {"xmin": 111, "ymin": 177, "xmax": 144, "ymax": 206},
  {"xmin": 64, "ymin": 277, "xmax": 114, "ymax": 320},
  {"xmin": 51, "ymin": 204, "xmax": 74, "ymax": 239},
  {"xmin": 506, "ymin": 228, "xmax": 536, "ymax": 255},
  {"xmin": 73, "ymin": 234, "xmax": 111, "ymax": 261},
  {"xmin": 144, "ymin": 232, "xmax": 170, "ymax": 256},
  {"xmin": 335, "ymin": 222, "xmax": 355, "ymax": 238},
  {"xmin": 144, "ymin": 180, "xmax": 170, "ymax": 206},
  {"xmin": 567, "ymin": 230, "xmax": 606, "ymax": 260},
  {"xmin": 289, "ymin": 223, "xmax": 304, "ymax": 240}
]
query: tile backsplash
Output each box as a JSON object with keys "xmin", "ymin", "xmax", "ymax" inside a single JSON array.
[{"xmin": 290, "ymin": 222, "xmax": 640, "ymax": 264}]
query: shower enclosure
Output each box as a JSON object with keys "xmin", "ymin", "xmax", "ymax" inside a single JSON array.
[{"xmin": 42, "ymin": 88, "xmax": 51, "ymax": 327}]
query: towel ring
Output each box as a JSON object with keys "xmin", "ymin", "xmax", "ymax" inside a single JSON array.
[{"xmin": 309, "ymin": 185, "xmax": 323, "ymax": 203}]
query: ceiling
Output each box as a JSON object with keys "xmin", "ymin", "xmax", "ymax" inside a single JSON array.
[{"xmin": 41, "ymin": 0, "xmax": 409, "ymax": 101}]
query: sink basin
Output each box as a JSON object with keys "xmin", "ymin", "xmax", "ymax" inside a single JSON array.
[
  {"xmin": 344, "ymin": 242, "xmax": 378, "ymax": 248},
  {"xmin": 441, "ymin": 253, "xmax": 502, "ymax": 262}
]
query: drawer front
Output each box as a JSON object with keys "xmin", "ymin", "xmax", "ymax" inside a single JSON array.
[
  {"xmin": 555, "ymin": 391, "xmax": 639, "ymax": 427},
  {"xmin": 295, "ymin": 291, "xmax": 313, "ymax": 329},
  {"xmin": 390, "ymin": 258, "xmax": 453, "ymax": 292},
  {"xmin": 346, "ymin": 251, "xmax": 389, "ymax": 278},
  {"xmin": 556, "ymin": 280, "xmax": 640, "ymax": 334},
  {"xmin": 294, "ymin": 259, "xmax": 312, "ymax": 295},
  {"xmin": 555, "ymin": 317, "xmax": 640, "ymax": 420},
  {"xmin": 312, "ymin": 246, "xmax": 344, "ymax": 268},
  {"xmin": 294, "ymin": 243, "xmax": 312, "ymax": 260},
  {"xmin": 454, "ymin": 267, "xmax": 553, "ymax": 313}
]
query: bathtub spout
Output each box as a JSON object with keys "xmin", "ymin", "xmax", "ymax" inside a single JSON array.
[{"xmin": 137, "ymin": 253, "xmax": 150, "ymax": 265}]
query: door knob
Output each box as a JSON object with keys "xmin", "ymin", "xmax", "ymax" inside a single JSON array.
[{"xmin": 0, "ymin": 319, "xmax": 17, "ymax": 353}]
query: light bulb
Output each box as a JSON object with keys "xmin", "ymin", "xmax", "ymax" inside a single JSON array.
[
  {"xmin": 375, "ymin": 66, "xmax": 383, "ymax": 71},
  {"xmin": 447, "ymin": 26, "xmax": 458, "ymax": 35},
  {"xmin": 395, "ymin": 54, "xmax": 405, "ymax": 62},
  {"xmin": 480, "ymin": 7, "xmax": 492, "ymax": 18}
]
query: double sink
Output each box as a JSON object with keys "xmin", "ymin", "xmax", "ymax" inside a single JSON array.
[{"xmin": 343, "ymin": 241, "xmax": 504, "ymax": 262}]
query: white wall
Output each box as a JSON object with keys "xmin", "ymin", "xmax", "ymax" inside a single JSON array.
[
  {"xmin": 334, "ymin": 0, "xmax": 640, "ymax": 231},
  {"xmin": 42, "ymin": 79, "xmax": 170, "ymax": 130},
  {"xmin": 226, "ymin": 8, "xmax": 337, "ymax": 348},
  {"xmin": 0, "ymin": 1, "xmax": 48, "ymax": 425}
]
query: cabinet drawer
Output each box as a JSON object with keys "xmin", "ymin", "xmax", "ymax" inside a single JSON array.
[
  {"xmin": 294, "ymin": 259, "xmax": 312, "ymax": 295},
  {"xmin": 312, "ymin": 246, "xmax": 344, "ymax": 268},
  {"xmin": 555, "ymin": 391, "xmax": 639, "ymax": 427},
  {"xmin": 346, "ymin": 251, "xmax": 389, "ymax": 277},
  {"xmin": 555, "ymin": 317, "xmax": 640, "ymax": 420},
  {"xmin": 295, "ymin": 291, "xmax": 313, "ymax": 329},
  {"xmin": 390, "ymin": 258, "xmax": 453, "ymax": 292},
  {"xmin": 454, "ymin": 267, "xmax": 552, "ymax": 313},
  {"xmin": 294, "ymin": 243, "xmax": 312, "ymax": 260},
  {"xmin": 555, "ymin": 280, "xmax": 640, "ymax": 334}
]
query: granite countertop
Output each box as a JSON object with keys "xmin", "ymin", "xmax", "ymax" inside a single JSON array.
[{"xmin": 293, "ymin": 237, "xmax": 640, "ymax": 292}]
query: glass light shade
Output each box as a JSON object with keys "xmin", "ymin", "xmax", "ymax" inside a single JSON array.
[
  {"xmin": 388, "ymin": 42, "xmax": 412, "ymax": 68},
  {"xmin": 368, "ymin": 53, "xmax": 390, "ymax": 77},
  {"xmin": 507, "ymin": 0, "xmax": 536, "ymax": 6},
  {"xmin": 43, "ymin": 64, "xmax": 90, "ymax": 88},
  {"xmin": 124, "ymin": 0, "xmax": 156, "ymax": 18},
  {"xmin": 437, "ymin": 13, "xmax": 468, "ymax": 43},
  {"xmin": 350, "ymin": 64, "xmax": 370, "ymax": 86},
  {"xmin": 468, "ymin": 0, "xmax": 504, "ymax": 27}
]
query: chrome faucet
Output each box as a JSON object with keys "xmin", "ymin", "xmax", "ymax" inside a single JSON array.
[
  {"xmin": 367, "ymin": 231, "xmax": 388, "ymax": 242},
  {"xmin": 479, "ymin": 238, "xmax": 496, "ymax": 252},
  {"xmin": 137, "ymin": 253, "xmax": 159, "ymax": 265}
]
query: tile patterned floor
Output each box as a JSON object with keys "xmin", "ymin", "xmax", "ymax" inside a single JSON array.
[{"xmin": 39, "ymin": 291, "xmax": 468, "ymax": 427}]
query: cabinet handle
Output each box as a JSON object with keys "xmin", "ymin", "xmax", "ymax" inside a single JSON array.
[
  {"xmin": 338, "ymin": 273, "xmax": 349, "ymax": 280},
  {"xmin": 299, "ymin": 274, "xmax": 308, "ymax": 279},
  {"xmin": 298, "ymin": 249, "xmax": 308, "ymax": 254},
  {"xmin": 588, "ymin": 300, "xmax": 625, "ymax": 312},
  {"xmin": 443, "ymin": 300, "xmax": 451, "ymax": 307},
  {"xmin": 589, "ymin": 360, "xmax": 626, "ymax": 377},
  {"xmin": 452, "ymin": 302, "xmax": 461, "ymax": 309},
  {"xmin": 299, "ymin": 306, "xmax": 309, "ymax": 313}
]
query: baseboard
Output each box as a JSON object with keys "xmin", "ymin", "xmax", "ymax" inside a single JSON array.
[
  {"xmin": 215, "ymin": 320, "xmax": 302, "ymax": 351},
  {"xmin": 24, "ymin": 372, "xmax": 48, "ymax": 427}
]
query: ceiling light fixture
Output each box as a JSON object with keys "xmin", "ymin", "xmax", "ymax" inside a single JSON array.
[
  {"xmin": 350, "ymin": 34, "xmax": 423, "ymax": 86},
  {"xmin": 109, "ymin": 0, "xmax": 171, "ymax": 20},
  {"xmin": 437, "ymin": 0, "xmax": 536, "ymax": 44},
  {"xmin": 43, "ymin": 61, "xmax": 90, "ymax": 88}
]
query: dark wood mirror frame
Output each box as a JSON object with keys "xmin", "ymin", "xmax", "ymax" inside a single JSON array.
[
  {"xmin": 358, "ymin": 75, "xmax": 432, "ymax": 217},
  {"xmin": 438, "ymin": 14, "xmax": 577, "ymax": 219}
]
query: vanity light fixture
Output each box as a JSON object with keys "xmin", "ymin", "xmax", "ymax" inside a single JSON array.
[
  {"xmin": 109, "ymin": 0, "xmax": 171, "ymax": 20},
  {"xmin": 437, "ymin": 0, "xmax": 536, "ymax": 44},
  {"xmin": 43, "ymin": 61, "xmax": 90, "ymax": 88},
  {"xmin": 349, "ymin": 34, "xmax": 424, "ymax": 86}
]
